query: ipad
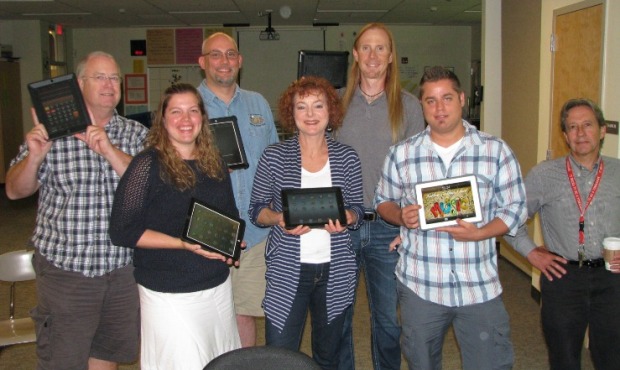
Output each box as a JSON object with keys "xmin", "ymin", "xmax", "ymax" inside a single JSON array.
[
  {"xmin": 208, "ymin": 116, "xmax": 249, "ymax": 170},
  {"xmin": 281, "ymin": 187, "xmax": 346, "ymax": 228},
  {"xmin": 414, "ymin": 175, "xmax": 483, "ymax": 231},
  {"xmin": 182, "ymin": 198, "xmax": 244, "ymax": 260},
  {"xmin": 28, "ymin": 74, "xmax": 91, "ymax": 140}
]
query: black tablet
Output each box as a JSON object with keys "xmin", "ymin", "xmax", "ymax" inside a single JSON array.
[
  {"xmin": 281, "ymin": 187, "xmax": 346, "ymax": 228},
  {"xmin": 182, "ymin": 198, "xmax": 244, "ymax": 260},
  {"xmin": 27, "ymin": 73, "xmax": 91, "ymax": 140},
  {"xmin": 208, "ymin": 116, "xmax": 249, "ymax": 170}
]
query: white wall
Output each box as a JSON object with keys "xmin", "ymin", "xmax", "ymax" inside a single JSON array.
[
  {"xmin": 3, "ymin": 21, "xmax": 478, "ymax": 137},
  {"xmin": 325, "ymin": 25, "xmax": 474, "ymax": 108},
  {"xmin": 70, "ymin": 24, "xmax": 474, "ymax": 112},
  {"xmin": 238, "ymin": 28, "xmax": 324, "ymax": 108},
  {"xmin": 71, "ymin": 28, "xmax": 148, "ymax": 77},
  {"xmin": 481, "ymin": 0, "xmax": 502, "ymax": 137}
]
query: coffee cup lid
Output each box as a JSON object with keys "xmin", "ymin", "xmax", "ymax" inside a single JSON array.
[{"xmin": 603, "ymin": 237, "xmax": 620, "ymax": 249}]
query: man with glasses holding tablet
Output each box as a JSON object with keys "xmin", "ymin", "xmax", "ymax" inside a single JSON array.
[
  {"xmin": 198, "ymin": 32, "xmax": 279, "ymax": 347},
  {"xmin": 6, "ymin": 51, "xmax": 148, "ymax": 369}
]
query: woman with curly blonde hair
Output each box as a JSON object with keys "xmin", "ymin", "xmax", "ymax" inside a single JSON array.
[{"xmin": 110, "ymin": 83, "xmax": 241, "ymax": 369}]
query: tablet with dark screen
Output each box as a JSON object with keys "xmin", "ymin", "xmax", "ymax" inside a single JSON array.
[
  {"xmin": 281, "ymin": 187, "xmax": 346, "ymax": 228},
  {"xmin": 182, "ymin": 198, "xmax": 244, "ymax": 260},
  {"xmin": 28, "ymin": 74, "xmax": 91, "ymax": 140},
  {"xmin": 208, "ymin": 116, "xmax": 249, "ymax": 169}
]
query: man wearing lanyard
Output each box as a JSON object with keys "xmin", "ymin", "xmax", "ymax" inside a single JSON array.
[{"xmin": 506, "ymin": 98, "xmax": 620, "ymax": 370}]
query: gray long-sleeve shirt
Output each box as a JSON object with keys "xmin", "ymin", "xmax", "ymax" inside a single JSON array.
[
  {"xmin": 336, "ymin": 87, "xmax": 425, "ymax": 208},
  {"xmin": 505, "ymin": 155, "xmax": 620, "ymax": 260}
]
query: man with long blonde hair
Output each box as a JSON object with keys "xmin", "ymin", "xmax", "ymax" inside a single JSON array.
[{"xmin": 335, "ymin": 23, "xmax": 425, "ymax": 370}]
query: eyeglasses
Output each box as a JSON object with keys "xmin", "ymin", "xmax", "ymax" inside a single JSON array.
[
  {"xmin": 202, "ymin": 50, "xmax": 240, "ymax": 60},
  {"xmin": 84, "ymin": 74, "xmax": 122, "ymax": 84}
]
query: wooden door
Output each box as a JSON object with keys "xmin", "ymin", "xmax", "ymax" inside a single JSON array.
[{"xmin": 550, "ymin": 2, "xmax": 603, "ymax": 158}]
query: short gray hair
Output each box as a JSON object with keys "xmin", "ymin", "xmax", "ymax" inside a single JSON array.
[{"xmin": 75, "ymin": 51, "xmax": 119, "ymax": 78}]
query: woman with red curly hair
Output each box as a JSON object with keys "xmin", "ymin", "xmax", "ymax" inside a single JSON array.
[{"xmin": 249, "ymin": 76, "xmax": 364, "ymax": 369}]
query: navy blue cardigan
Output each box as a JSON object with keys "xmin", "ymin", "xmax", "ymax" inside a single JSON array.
[{"xmin": 249, "ymin": 134, "xmax": 364, "ymax": 331}]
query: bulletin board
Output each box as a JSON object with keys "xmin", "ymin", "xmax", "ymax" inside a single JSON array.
[{"xmin": 124, "ymin": 74, "xmax": 147, "ymax": 104}]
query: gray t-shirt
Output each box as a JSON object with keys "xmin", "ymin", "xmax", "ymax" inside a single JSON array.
[{"xmin": 336, "ymin": 87, "xmax": 425, "ymax": 207}]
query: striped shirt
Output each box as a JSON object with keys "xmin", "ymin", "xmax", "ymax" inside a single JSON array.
[
  {"xmin": 249, "ymin": 135, "xmax": 365, "ymax": 331},
  {"xmin": 10, "ymin": 113, "xmax": 148, "ymax": 277},
  {"xmin": 375, "ymin": 121, "xmax": 527, "ymax": 307}
]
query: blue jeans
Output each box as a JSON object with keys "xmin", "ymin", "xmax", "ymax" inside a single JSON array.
[
  {"xmin": 339, "ymin": 217, "xmax": 401, "ymax": 370},
  {"xmin": 266, "ymin": 263, "xmax": 346, "ymax": 370}
]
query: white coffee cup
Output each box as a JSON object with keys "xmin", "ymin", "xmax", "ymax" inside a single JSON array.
[{"xmin": 603, "ymin": 237, "xmax": 620, "ymax": 271}]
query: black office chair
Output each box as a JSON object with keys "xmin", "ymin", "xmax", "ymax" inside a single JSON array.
[
  {"xmin": 126, "ymin": 111, "xmax": 153, "ymax": 128},
  {"xmin": 204, "ymin": 346, "xmax": 321, "ymax": 370}
]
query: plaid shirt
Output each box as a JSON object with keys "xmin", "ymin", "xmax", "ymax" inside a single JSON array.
[
  {"xmin": 10, "ymin": 112, "xmax": 148, "ymax": 277},
  {"xmin": 375, "ymin": 121, "xmax": 527, "ymax": 307}
]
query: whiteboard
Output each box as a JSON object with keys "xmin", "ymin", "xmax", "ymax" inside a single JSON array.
[{"xmin": 237, "ymin": 29, "xmax": 324, "ymax": 109}]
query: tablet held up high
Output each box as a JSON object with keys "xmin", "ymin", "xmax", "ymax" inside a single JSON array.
[{"xmin": 28, "ymin": 73, "xmax": 91, "ymax": 140}]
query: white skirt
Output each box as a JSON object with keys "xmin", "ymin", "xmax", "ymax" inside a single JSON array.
[{"xmin": 138, "ymin": 277, "xmax": 241, "ymax": 369}]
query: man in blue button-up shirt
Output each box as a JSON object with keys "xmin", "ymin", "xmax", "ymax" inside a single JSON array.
[{"xmin": 198, "ymin": 32, "xmax": 279, "ymax": 347}]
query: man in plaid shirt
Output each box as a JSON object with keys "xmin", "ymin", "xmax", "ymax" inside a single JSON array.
[
  {"xmin": 375, "ymin": 66, "xmax": 527, "ymax": 370},
  {"xmin": 6, "ymin": 51, "xmax": 148, "ymax": 370}
]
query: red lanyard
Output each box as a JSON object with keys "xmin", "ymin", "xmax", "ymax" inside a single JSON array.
[{"xmin": 565, "ymin": 156, "xmax": 604, "ymax": 246}]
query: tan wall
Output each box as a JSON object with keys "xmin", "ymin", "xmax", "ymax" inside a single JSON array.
[
  {"xmin": 498, "ymin": 0, "xmax": 543, "ymax": 274},
  {"xmin": 502, "ymin": 0, "xmax": 541, "ymax": 176}
]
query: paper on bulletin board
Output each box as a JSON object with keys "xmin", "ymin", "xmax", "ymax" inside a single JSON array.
[
  {"xmin": 124, "ymin": 74, "xmax": 148, "ymax": 104},
  {"xmin": 133, "ymin": 60, "xmax": 145, "ymax": 74},
  {"xmin": 146, "ymin": 29, "xmax": 175, "ymax": 65},
  {"xmin": 175, "ymin": 28, "xmax": 203, "ymax": 64}
]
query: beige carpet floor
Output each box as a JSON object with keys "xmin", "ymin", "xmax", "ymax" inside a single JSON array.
[{"xmin": 0, "ymin": 188, "xmax": 595, "ymax": 369}]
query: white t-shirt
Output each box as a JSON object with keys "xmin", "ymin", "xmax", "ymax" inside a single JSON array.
[
  {"xmin": 299, "ymin": 160, "xmax": 332, "ymax": 264},
  {"xmin": 433, "ymin": 137, "xmax": 464, "ymax": 167}
]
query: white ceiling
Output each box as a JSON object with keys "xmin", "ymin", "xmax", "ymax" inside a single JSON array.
[{"xmin": 0, "ymin": 0, "xmax": 481, "ymax": 29}]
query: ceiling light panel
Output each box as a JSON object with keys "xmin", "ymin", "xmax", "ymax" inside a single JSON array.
[
  {"xmin": 143, "ymin": 0, "xmax": 240, "ymax": 13},
  {"xmin": 380, "ymin": 0, "xmax": 481, "ymax": 25},
  {"xmin": 317, "ymin": 0, "xmax": 400, "ymax": 11}
]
